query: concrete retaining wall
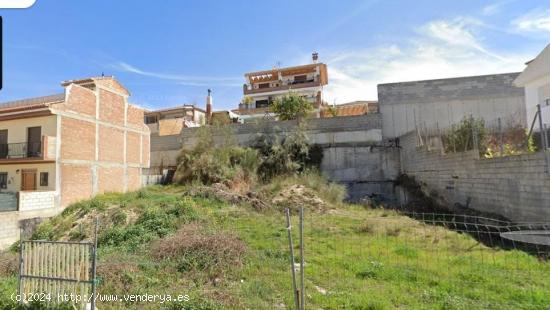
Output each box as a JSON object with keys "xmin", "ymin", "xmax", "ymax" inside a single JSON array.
[
  {"xmin": 175, "ymin": 114, "xmax": 400, "ymax": 201},
  {"xmin": 399, "ymin": 131, "xmax": 550, "ymax": 222},
  {"xmin": 0, "ymin": 207, "xmax": 60, "ymax": 249}
]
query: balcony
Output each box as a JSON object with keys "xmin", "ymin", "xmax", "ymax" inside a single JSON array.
[
  {"xmin": 0, "ymin": 136, "xmax": 56, "ymax": 163},
  {"xmin": 243, "ymin": 79, "xmax": 322, "ymax": 95}
]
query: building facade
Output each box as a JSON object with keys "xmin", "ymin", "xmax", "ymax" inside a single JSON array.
[
  {"xmin": 0, "ymin": 76, "xmax": 150, "ymax": 214},
  {"xmin": 145, "ymin": 104, "xmax": 206, "ymax": 136},
  {"xmin": 514, "ymin": 44, "xmax": 550, "ymax": 127},
  {"xmin": 234, "ymin": 53, "xmax": 329, "ymax": 122}
]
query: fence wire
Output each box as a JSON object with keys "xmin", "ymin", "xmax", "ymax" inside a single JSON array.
[{"xmin": 415, "ymin": 116, "xmax": 538, "ymax": 158}]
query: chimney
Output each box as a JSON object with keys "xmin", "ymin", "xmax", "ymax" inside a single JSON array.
[
  {"xmin": 312, "ymin": 52, "xmax": 319, "ymax": 63},
  {"xmin": 206, "ymin": 89, "xmax": 213, "ymax": 124}
]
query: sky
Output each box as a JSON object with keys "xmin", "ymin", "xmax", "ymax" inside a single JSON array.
[{"xmin": 0, "ymin": 0, "xmax": 549, "ymax": 111}]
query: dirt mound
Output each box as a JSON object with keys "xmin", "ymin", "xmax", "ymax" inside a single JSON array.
[
  {"xmin": 185, "ymin": 183, "xmax": 268, "ymax": 211},
  {"xmin": 272, "ymin": 184, "xmax": 326, "ymax": 211}
]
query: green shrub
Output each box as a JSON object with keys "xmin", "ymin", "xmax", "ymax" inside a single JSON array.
[
  {"xmin": 254, "ymin": 124, "xmax": 323, "ymax": 182},
  {"xmin": 174, "ymin": 132, "xmax": 259, "ymax": 185},
  {"xmin": 443, "ymin": 117, "xmax": 486, "ymax": 155}
]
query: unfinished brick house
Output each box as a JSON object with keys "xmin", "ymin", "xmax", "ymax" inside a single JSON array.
[{"xmin": 0, "ymin": 76, "xmax": 150, "ymax": 218}]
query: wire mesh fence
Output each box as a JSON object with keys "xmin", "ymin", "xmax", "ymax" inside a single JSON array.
[
  {"xmin": 295, "ymin": 209, "xmax": 550, "ymax": 309},
  {"xmin": 415, "ymin": 115, "xmax": 537, "ymax": 158},
  {"xmin": 8, "ymin": 207, "xmax": 549, "ymax": 309}
]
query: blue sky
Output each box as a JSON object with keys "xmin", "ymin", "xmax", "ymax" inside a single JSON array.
[{"xmin": 0, "ymin": 0, "xmax": 549, "ymax": 111}]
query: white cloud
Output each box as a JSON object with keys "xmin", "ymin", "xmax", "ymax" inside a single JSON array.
[
  {"xmin": 110, "ymin": 61, "xmax": 242, "ymax": 86},
  {"xmin": 323, "ymin": 17, "xmax": 531, "ymax": 103},
  {"xmin": 482, "ymin": 0, "xmax": 514, "ymax": 16},
  {"xmin": 512, "ymin": 9, "xmax": 550, "ymax": 33}
]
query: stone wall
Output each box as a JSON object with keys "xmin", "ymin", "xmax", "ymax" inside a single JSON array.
[{"xmin": 399, "ymin": 131, "xmax": 550, "ymax": 222}]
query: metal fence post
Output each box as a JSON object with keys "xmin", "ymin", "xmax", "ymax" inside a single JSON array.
[
  {"xmin": 285, "ymin": 209, "xmax": 299, "ymax": 310},
  {"xmin": 91, "ymin": 217, "xmax": 99, "ymax": 310},
  {"xmin": 299, "ymin": 207, "xmax": 305, "ymax": 310},
  {"xmin": 17, "ymin": 228, "xmax": 23, "ymax": 303},
  {"xmin": 498, "ymin": 117, "xmax": 504, "ymax": 155},
  {"xmin": 537, "ymin": 104, "xmax": 549, "ymax": 173}
]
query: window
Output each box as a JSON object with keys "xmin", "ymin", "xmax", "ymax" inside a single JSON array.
[
  {"xmin": 40, "ymin": 172, "xmax": 48, "ymax": 187},
  {"xmin": 144, "ymin": 115, "xmax": 158, "ymax": 124},
  {"xmin": 294, "ymin": 75, "xmax": 307, "ymax": 83},
  {"xmin": 258, "ymin": 83, "xmax": 270, "ymax": 89},
  {"xmin": 256, "ymin": 100, "xmax": 269, "ymax": 108},
  {"xmin": 0, "ymin": 173, "xmax": 7, "ymax": 189}
]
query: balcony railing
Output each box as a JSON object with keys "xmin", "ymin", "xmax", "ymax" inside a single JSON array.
[
  {"xmin": 244, "ymin": 79, "xmax": 322, "ymax": 95},
  {"xmin": 0, "ymin": 142, "xmax": 42, "ymax": 159}
]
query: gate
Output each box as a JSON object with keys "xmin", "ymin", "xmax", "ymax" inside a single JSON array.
[{"xmin": 17, "ymin": 224, "xmax": 98, "ymax": 309}]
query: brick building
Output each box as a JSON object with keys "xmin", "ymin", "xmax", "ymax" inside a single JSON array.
[{"xmin": 0, "ymin": 76, "xmax": 150, "ymax": 215}]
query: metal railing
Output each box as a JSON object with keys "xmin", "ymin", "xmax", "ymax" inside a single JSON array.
[{"xmin": 0, "ymin": 142, "xmax": 42, "ymax": 159}]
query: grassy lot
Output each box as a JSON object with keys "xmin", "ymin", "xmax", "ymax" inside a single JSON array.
[{"xmin": 1, "ymin": 185, "xmax": 549, "ymax": 309}]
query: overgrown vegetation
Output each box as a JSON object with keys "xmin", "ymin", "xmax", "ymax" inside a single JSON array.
[
  {"xmin": 442, "ymin": 117, "xmax": 537, "ymax": 157},
  {"xmin": 174, "ymin": 122, "xmax": 325, "ymax": 188},
  {"xmin": 1, "ymin": 186, "xmax": 548, "ymax": 309},
  {"xmin": 270, "ymin": 92, "xmax": 313, "ymax": 121},
  {"xmin": 442, "ymin": 116, "xmax": 487, "ymax": 155}
]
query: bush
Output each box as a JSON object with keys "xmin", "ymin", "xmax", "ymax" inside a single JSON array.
[
  {"xmin": 151, "ymin": 224, "xmax": 246, "ymax": 275},
  {"xmin": 442, "ymin": 117, "xmax": 486, "ymax": 155},
  {"xmin": 173, "ymin": 126, "xmax": 259, "ymax": 186},
  {"xmin": 254, "ymin": 124, "xmax": 323, "ymax": 182}
]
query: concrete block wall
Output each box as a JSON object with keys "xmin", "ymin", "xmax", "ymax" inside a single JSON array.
[
  {"xmin": 180, "ymin": 114, "xmax": 383, "ymax": 149},
  {"xmin": 379, "ymin": 73, "xmax": 526, "ymax": 138},
  {"xmin": 19, "ymin": 191, "xmax": 57, "ymax": 212},
  {"xmin": 400, "ymin": 131, "xmax": 550, "ymax": 222},
  {"xmin": 0, "ymin": 212, "xmax": 18, "ymax": 248}
]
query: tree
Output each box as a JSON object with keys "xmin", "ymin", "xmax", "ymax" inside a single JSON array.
[
  {"xmin": 271, "ymin": 92, "xmax": 313, "ymax": 121},
  {"xmin": 241, "ymin": 96, "xmax": 254, "ymax": 107}
]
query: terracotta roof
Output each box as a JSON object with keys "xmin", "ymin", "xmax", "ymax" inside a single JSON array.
[{"xmin": 0, "ymin": 93, "xmax": 65, "ymax": 112}]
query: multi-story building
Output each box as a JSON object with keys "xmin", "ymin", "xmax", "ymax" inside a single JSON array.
[
  {"xmin": 144, "ymin": 104, "xmax": 206, "ymax": 136},
  {"xmin": 0, "ymin": 76, "xmax": 150, "ymax": 247},
  {"xmin": 234, "ymin": 53, "xmax": 329, "ymax": 121}
]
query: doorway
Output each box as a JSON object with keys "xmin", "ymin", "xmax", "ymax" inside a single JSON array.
[
  {"xmin": 0, "ymin": 130, "xmax": 7, "ymax": 158},
  {"xmin": 21, "ymin": 169, "xmax": 37, "ymax": 191},
  {"xmin": 27, "ymin": 127, "xmax": 41, "ymax": 157}
]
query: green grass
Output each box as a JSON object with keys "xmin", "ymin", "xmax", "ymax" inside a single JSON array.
[{"xmin": 1, "ymin": 185, "xmax": 549, "ymax": 309}]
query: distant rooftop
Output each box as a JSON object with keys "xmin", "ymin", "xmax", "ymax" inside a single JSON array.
[
  {"xmin": 145, "ymin": 104, "xmax": 206, "ymax": 114},
  {"xmin": 0, "ymin": 93, "xmax": 65, "ymax": 111}
]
